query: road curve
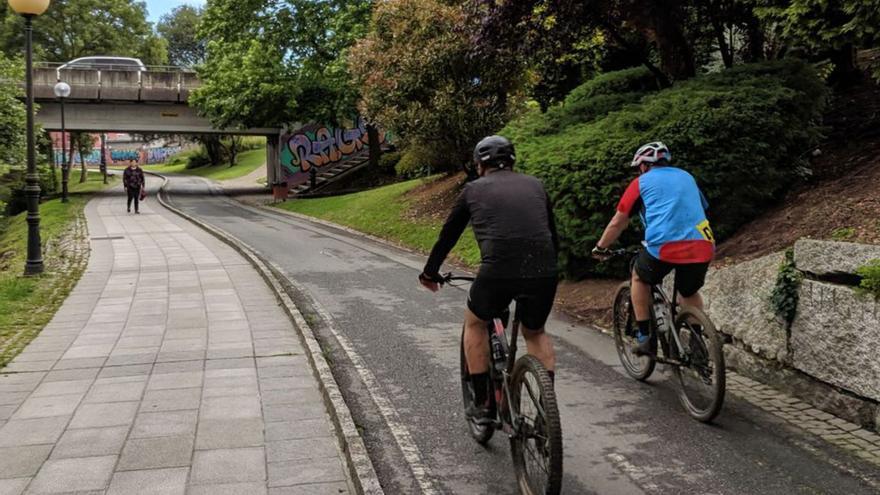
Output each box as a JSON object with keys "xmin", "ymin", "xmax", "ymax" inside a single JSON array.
[{"xmin": 162, "ymin": 174, "xmax": 880, "ymax": 495}]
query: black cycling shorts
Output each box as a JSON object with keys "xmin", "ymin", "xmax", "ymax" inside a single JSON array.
[
  {"xmin": 467, "ymin": 276, "xmax": 558, "ymax": 330},
  {"xmin": 633, "ymin": 250, "xmax": 709, "ymax": 298}
]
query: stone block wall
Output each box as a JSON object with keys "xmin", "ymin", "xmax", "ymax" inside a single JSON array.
[{"xmin": 694, "ymin": 239, "xmax": 880, "ymax": 429}]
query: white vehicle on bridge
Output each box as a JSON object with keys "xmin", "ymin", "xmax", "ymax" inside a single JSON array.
[{"xmin": 58, "ymin": 56, "xmax": 147, "ymax": 73}]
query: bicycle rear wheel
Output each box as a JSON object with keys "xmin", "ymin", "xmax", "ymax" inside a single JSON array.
[
  {"xmin": 509, "ymin": 355, "xmax": 563, "ymax": 495},
  {"xmin": 612, "ymin": 282, "xmax": 655, "ymax": 381},
  {"xmin": 672, "ymin": 306, "xmax": 726, "ymax": 423},
  {"xmin": 460, "ymin": 327, "xmax": 495, "ymax": 444}
]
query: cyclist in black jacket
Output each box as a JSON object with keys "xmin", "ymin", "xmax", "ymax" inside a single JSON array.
[{"xmin": 419, "ymin": 135, "xmax": 559, "ymax": 423}]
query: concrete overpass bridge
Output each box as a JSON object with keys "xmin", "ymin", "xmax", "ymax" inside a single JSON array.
[{"xmin": 32, "ymin": 65, "xmax": 284, "ymax": 183}]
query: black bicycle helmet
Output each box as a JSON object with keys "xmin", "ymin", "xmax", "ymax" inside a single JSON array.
[{"xmin": 473, "ymin": 135, "xmax": 516, "ymax": 169}]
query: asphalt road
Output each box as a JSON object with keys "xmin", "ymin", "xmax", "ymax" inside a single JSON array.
[{"xmin": 162, "ymin": 174, "xmax": 880, "ymax": 495}]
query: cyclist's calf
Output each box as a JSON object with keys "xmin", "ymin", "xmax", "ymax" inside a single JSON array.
[{"xmin": 522, "ymin": 326, "xmax": 556, "ymax": 373}]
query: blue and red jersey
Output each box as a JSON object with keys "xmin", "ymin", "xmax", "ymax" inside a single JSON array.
[{"xmin": 617, "ymin": 166, "xmax": 715, "ymax": 264}]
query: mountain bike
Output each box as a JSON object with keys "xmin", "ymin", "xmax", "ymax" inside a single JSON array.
[
  {"xmin": 441, "ymin": 274, "xmax": 563, "ymax": 495},
  {"xmin": 606, "ymin": 248, "xmax": 725, "ymax": 423}
]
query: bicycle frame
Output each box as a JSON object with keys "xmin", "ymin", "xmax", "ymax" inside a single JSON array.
[
  {"xmin": 651, "ymin": 284, "xmax": 690, "ymax": 367},
  {"xmin": 488, "ymin": 316, "xmax": 521, "ymax": 434}
]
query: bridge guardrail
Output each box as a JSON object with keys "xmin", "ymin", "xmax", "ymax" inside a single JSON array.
[{"xmin": 30, "ymin": 64, "xmax": 200, "ymax": 103}]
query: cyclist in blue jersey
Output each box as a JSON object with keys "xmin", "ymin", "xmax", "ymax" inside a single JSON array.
[{"xmin": 592, "ymin": 142, "xmax": 715, "ymax": 356}]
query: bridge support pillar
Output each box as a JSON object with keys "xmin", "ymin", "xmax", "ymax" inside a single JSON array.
[{"xmin": 266, "ymin": 134, "xmax": 282, "ymax": 188}]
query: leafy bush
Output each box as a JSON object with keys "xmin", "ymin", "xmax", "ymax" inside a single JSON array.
[
  {"xmin": 186, "ymin": 148, "xmax": 212, "ymax": 169},
  {"xmin": 504, "ymin": 60, "xmax": 828, "ymax": 276},
  {"xmin": 379, "ymin": 151, "xmax": 402, "ymax": 173},
  {"xmin": 395, "ymin": 148, "xmax": 442, "ymax": 178},
  {"xmin": 856, "ymin": 259, "xmax": 880, "ymax": 298},
  {"xmin": 519, "ymin": 67, "xmax": 660, "ymax": 136}
]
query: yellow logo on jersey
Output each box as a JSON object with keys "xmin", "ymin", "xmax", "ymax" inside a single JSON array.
[{"xmin": 697, "ymin": 219, "xmax": 715, "ymax": 243}]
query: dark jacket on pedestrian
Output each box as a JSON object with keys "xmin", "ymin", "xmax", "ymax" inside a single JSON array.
[{"xmin": 123, "ymin": 166, "xmax": 145, "ymax": 190}]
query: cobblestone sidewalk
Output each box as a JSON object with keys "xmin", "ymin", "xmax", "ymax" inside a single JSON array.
[
  {"xmin": 728, "ymin": 371, "xmax": 880, "ymax": 467},
  {"xmin": 0, "ymin": 189, "xmax": 352, "ymax": 494}
]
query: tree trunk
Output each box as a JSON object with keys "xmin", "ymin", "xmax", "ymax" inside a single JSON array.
[
  {"xmin": 367, "ymin": 123, "xmax": 382, "ymax": 169},
  {"xmin": 829, "ymin": 43, "xmax": 860, "ymax": 87},
  {"xmin": 740, "ymin": 8, "xmax": 765, "ymax": 62},
  {"xmin": 625, "ymin": 0, "xmax": 696, "ymax": 81},
  {"xmin": 77, "ymin": 144, "xmax": 86, "ymax": 183}
]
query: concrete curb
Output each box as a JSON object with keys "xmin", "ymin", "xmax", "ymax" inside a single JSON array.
[{"xmin": 148, "ymin": 172, "xmax": 384, "ymax": 495}]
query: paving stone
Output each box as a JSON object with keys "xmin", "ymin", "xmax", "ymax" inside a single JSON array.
[
  {"xmin": 267, "ymin": 458, "xmax": 346, "ymax": 488},
  {"xmin": 0, "ymin": 478, "xmax": 30, "ymax": 495},
  {"xmin": 42, "ymin": 368, "xmax": 100, "ymax": 383},
  {"xmin": 188, "ymin": 482, "xmax": 268, "ymax": 495},
  {"xmin": 268, "ymin": 482, "xmax": 349, "ymax": 495},
  {"xmin": 131, "ymin": 410, "xmax": 199, "ymax": 439},
  {"xmin": 51, "ymin": 426, "xmax": 128, "ymax": 459},
  {"xmin": 83, "ymin": 380, "xmax": 147, "ymax": 403},
  {"xmin": 264, "ymin": 419, "xmax": 333, "ymax": 442},
  {"xmin": 191, "ymin": 448, "xmax": 266, "ymax": 484},
  {"xmin": 205, "ymin": 358, "xmax": 255, "ymax": 371},
  {"xmin": 27, "ymin": 455, "xmax": 116, "ymax": 493},
  {"xmin": 200, "ymin": 396, "xmax": 262, "ymax": 420},
  {"xmin": 0, "ymin": 416, "xmax": 70, "ymax": 447},
  {"xmin": 263, "ymin": 403, "xmax": 326, "ymax": 423},
  {"xmin": 69, "ymin": 402, "xmax": 139, "ymax": 429},
  {"xmin": 12, "ymin": 394, "xmax": 83, "ymax": 420},
  {"xmin": 31, "ymin": 380, "xmax": 93, "ymax": 398},
  {"xmin": 0, "ymin": 445, "xmax": 53, "ymax": 477},
  {"xmin": 106, "ymin": 467, "xmax": 188, "ymax": 495},
  {"xmin": 262, "ymin": 388, "xmax": 322, "ymax": 406},
  {"xmin": 266, "ymin": 439, "xmax": 338, "ymax": 462},
  {"xmin": 152, "ymin": 361, "xmax": 203, "ymax": 374},
  {"xmin": 147, "ymin": 371, "xmax": 204, "ymax": 391},
  {"xmin": 141, "ymin": 388, "xmax": 201, "ymax": 413},
  {"xmin": 117, "ymin": 435, "xmax": 194, "ymax": 471},
  {"xmin": 196, "ymin": 418, "xmax": 264, "ymax": 450}
]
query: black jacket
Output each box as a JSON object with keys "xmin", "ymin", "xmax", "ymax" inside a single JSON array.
[
  {"xmin": 424, "ymin": 170, "xmax": 558, "ymax": 279},
  {"xmin": 123, "ymin": 167, "xmax": 145, "ymax": 189}
]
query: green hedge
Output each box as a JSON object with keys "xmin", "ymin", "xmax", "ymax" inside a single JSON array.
[{"xmin": 504, "ymin": 60, "xmax": 828, "ymax": 276}]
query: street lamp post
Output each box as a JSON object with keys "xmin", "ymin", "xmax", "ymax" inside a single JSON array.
[
  {"xmin": 54, "ymin": 81, "xmax": 70, "ymax": 203},
  {"xmin": 9, "ymin": 0, "xmax": 51, "ymax": 275}
]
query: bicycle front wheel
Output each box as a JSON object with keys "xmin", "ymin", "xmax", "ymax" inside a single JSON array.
[
  {"xmin": 612, "ymin": 282, "xmax": 655, "ymax": 381},
  {"xmin": 672, "ymin": 306, "xmax": 726, "ymax": 423},
  {"xmin": 509, "ymin": 355, "xmax": 563, "ymax": 495}
]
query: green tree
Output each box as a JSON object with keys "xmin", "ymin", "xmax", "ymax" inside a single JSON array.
[
  {"xmin": 192, "ymin": 0, "xmax": 371, "ymax": 130},
  {"xmin": 349, "ymin": 0, "xmax": 527, "ymax": 171},
  {"xmin": 157, "ymin": 5, "xmax": 205, "ymax": 68},
  {"xmin": 756, "ymin": 0, "xmax": 880, "ymax": 82},
  {"xmin": 1, "ymin": 0, "xmax": 167, "ymax": 64},
  {"xmin": 0, "ymin": 53, "xmax": 24, "ymax": 168}
]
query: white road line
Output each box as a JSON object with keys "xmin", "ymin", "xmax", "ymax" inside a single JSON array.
[{"xmin": 278, "ymin": 266, "xmax": 440, "ymax": 495}]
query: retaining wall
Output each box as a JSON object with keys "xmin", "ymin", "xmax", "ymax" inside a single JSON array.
[{"xmin": 692, "ymin": 239, "xmax": 880, "ymax": 429}]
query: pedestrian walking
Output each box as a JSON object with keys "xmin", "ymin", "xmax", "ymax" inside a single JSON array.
[{"xmin": 123, "ymin": 160, "xmax": 145, "ymax": 214}]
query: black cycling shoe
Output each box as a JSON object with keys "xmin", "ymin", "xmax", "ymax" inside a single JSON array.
[
  {"xmin": 631, "ymin": 332, "xmax": 656, "ymax": 357},
  {"xmin": 466, "ymin": 404, "xmax": 494, "ymax": 426}
]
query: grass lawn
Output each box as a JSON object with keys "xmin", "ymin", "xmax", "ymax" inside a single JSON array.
[
  {"xmin": 0, "ymin": 172, "xmax": 117, "ymax": 367},
  {"xmin": 274, "ymin": 178, "xmax": 481, "ymax": 268},
  {"xmin": 144, "ymin": 147, "xmax": 266, "ymax": 181}
]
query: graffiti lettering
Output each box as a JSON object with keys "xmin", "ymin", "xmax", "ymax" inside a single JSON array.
[
  {"xmin": 53, "ymin": 146, "xmax": 184, "ymax": 166},
  {"xmin": 280, "ymin": 117, "xmax": 387, "ymax": 184}
]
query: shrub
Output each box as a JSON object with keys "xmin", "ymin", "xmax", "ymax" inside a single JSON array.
[
  {"xmin": 186, "ymin": 148, "xmax": 211, "ymax": 169},
  {"xmin": 856, "ymin": 259, "xmax": 880, "ymax": 298},
  {"xmin": 395, "ymin": 148, "xmax": 442, "ymax": 178},
  {"xmin": 503, "ymin": 60, "xmax": 828, "ymax": 276},
  {"xmin": 378, "ymin": 151, "xmax": 402, "ymax": 173}
]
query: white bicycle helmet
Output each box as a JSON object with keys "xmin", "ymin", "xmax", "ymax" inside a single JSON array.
[{"xmin": 630, "ymin": 141, "xmax": 671, "ymax": 167}]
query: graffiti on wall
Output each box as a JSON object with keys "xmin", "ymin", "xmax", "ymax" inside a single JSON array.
[
  {"xmin": 280, "ymin": 117, "xmax": 388, "ymax": 185},
  {"xmin": 53, "ymin": 146, "xmax": 183, "ymax": 166}
]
